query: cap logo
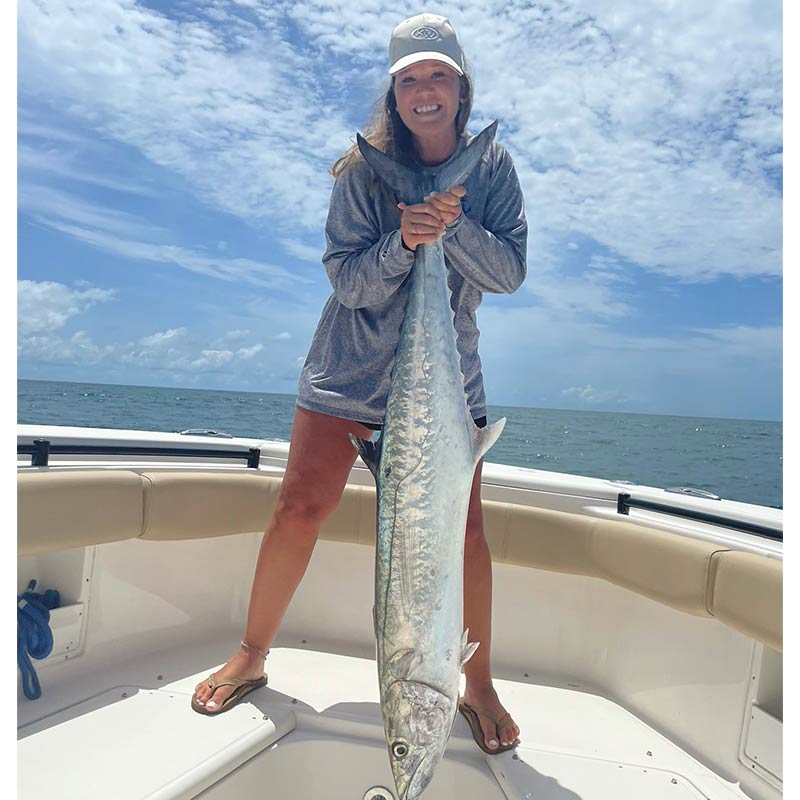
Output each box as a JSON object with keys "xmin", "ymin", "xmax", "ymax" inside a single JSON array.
[{"xmin": 411, "ymin": 26, "xmax": 441, "ymax": 41}]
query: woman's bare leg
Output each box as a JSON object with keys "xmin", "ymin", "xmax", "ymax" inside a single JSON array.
[
  {"xmin": 193, "ymin": 407, "xmax": 374, "ymax": 711},
  {"xmin": 461, "ymin": 460, "xmax": 521, "ymax": 748}
]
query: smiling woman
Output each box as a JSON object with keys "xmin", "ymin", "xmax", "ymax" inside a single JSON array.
[
  {"xmin": 192, "ymin": 12, "xmax": 528, "ymax": 781},
  {"xmin": 330, "ymin": 25, "xmax": 473, "ymax": 178}
]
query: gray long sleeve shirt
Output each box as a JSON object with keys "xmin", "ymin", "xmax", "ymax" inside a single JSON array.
[{"xmin": 297, "ymin": 133, "xmax": 527, "ymax": 426}]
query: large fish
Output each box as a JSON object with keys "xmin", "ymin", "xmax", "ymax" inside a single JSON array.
[{"xmin": 350, "ymin": 121, "xmax": 506, "ymax": 800}]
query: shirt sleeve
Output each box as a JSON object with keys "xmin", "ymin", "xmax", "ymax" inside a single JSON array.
[
  {"xmin": 442, "ymin": 146, "xmax": 527, "ymax": 294},
  {"xmin": 321, "ymin": 163, "xmax": 414, "ymax": 310}
]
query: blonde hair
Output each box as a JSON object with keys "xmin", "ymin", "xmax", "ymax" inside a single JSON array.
[{"xmin": 329, "ymin": 60, "xmax": 474, "ymax": 180}]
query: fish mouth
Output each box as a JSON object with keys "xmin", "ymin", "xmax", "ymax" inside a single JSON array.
[{"xmin": 394, "ymin": 754, "xmax": 428, "ymax": 800}]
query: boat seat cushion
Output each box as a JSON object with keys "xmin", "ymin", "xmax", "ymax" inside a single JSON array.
[
  {"xmin": 708, "ymin": 550, "xmax": 782, "ymax": 651},
  {"xmin": 17, "ymin": 470, "xmax": 144, "ymax": 555},
  {"xmin": 138, "ymin": 471, "xmax": 282, "ymax": 541},
  {"xmin": 17, "ymin": 469, "xmax": 782, "ymax": 650}
]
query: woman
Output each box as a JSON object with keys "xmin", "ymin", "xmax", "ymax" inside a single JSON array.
[{"xmin": 192, "ymin": 12, "xmax": 526, "ymax": 754}]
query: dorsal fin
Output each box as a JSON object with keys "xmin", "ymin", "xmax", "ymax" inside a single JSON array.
[{"xmin": 349, "ymin": 433, "xmax": 382, "ymax": 478}]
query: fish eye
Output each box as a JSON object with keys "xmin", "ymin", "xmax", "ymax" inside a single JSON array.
[{"xmin": 391, "ymin": 741, "xmax": 409, "ymax": 759}]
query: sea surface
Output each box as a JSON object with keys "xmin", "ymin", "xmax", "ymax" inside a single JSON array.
[{"xmin": 18, "ymin": 379, "xmax": 782, "ymax": 509}]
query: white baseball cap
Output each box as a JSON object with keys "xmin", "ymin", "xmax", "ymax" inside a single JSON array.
[{"xmin": 389, "ymin": 13, "xmax": 465, "ymax": 76}]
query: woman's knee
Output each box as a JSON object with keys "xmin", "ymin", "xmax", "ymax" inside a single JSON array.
[
  {"xmin": 273, "ymin": 481, "xmax": 341, "ymax": 531},
  {"xmin": 272, "ymin": 408, "xmax": 368, "ymax": 531}
]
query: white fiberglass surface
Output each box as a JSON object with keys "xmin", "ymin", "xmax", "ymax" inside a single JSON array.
[
  {"xmin": 195, "ymin": 733, "xmax": 729, "ymax": 800},
  {"xmin": 19, "ymin": 644, "xmax": 755, "ymax": 800},
  {"xmin": 195, "ymin": 734, "xmax": 508, "ymax": 800}
]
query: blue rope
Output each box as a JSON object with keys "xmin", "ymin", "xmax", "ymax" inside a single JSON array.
[{"xmin": 17, "ymin": 579, "xmax": 61, "ymax": 700}]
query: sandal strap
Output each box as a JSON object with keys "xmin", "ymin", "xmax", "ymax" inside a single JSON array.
[
  {"xmin": 464, "ymin": 703, "xmax": 512, "ymax": 728},
  {"xmin": 206, "ymin": 674, "xmax": 265, "ymax": 690}
]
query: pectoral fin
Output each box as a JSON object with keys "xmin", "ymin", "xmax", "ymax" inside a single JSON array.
[
  {"xmin": 388, "ymin": 648, "xmax": 425, "ymax": 681},
  {"xmin": 471, "ymin": 416, "xmax": 506, "ymax": 464},
  {"xmin": 349, "ymin": 433, "xmax": 381, "ymax": 478}
]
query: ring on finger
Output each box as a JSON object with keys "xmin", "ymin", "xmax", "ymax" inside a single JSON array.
[{"xmin": 412, "ymin": 222, "xmax": 417, "ymax": 234}]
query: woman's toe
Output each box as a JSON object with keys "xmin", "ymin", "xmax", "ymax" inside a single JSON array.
[
  {"xmin": 480, "ymin": 720, "xmax": 500, "ymax": 749},
  {"xmin": 205, "ymin": 684, "xmax": 234, "ymax": 712},
  {"xmin": 193, "ymin": 681, "xmax": 210, "ymax": 705}
]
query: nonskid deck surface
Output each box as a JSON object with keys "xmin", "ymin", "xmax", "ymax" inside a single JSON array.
[{"xmin": 18, "ymin": 645, "xmax": 749, "ymax": 800}]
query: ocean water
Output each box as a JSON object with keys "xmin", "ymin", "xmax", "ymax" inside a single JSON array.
[{"xmin": 18, "ymin": 379, "xmax": 782, "ymax": 509}]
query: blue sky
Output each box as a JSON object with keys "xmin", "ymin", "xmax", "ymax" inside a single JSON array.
[{"xmin": 16, "ymin": 0, "xmax": 783, "ymax": 420}]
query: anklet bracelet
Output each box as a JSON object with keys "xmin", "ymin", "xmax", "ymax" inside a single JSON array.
[{"xmin": 241, "ymin": 640, "xmax": 269, "ymax": 659}]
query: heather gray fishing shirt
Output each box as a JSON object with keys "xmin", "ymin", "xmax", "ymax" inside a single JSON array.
[{"xmin": 297, "ymin": 134, "xmax": 528, "ymax": 426}]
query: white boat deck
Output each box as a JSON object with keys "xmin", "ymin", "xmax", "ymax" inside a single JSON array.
[{"xmin": 18, "ymin": 642, "xmax": 751, "ymax": 800}]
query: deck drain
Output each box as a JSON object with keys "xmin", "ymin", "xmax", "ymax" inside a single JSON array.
[{"xmin": 363, "ymin": 788, "xmax": 395, "ymax": 800}]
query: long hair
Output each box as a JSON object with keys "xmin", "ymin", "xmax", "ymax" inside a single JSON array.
[{"xmin": 329, "ymin": 60, "xmax": 474, "ymax": 181}]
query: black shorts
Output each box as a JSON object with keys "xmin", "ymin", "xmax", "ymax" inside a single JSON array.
[{"xmin": 359, "ymin": 415, "xmax": 487, "ymax": 432}]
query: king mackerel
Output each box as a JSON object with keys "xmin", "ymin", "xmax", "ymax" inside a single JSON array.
[{"xmin": 351, "ymin": 121, "xmax": 506, "ymax": 800}]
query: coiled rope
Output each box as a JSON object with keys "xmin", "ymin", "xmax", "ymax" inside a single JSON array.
[{"xmin": 17, "ymin": 579, "xmax": 61, "ymax": 700}]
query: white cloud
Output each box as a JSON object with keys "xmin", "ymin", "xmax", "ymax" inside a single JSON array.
[
  {"xmin": 19, "ymin": 0, "xmax": 352, "ymax": 234},
  {"xmin": 20, "ymin": 184, "xmax": 310, "ymax": 290},
  {"xmin": 17, "ymin": 280, "xmax": 276, "ymax": 376},
  {"xmin": 18, "ymin": 280, "xmax": 116, "ymax": 335},
  {"xmin": 140, "ymin": 328, "xmax": 187, "ymax": 347},
  {"xmin": 20, "ymin": 330, "xmax": 116, "ymax": 366},
  {"xmin": 18, "ymin": 0, "xmax": 781, "ymax": 302},
  {"xmin": 16, "ymin": 1, "xmax": 782, "ymax": 414},
  {"xmin": 19, "ymin": 184, "xmax": 165, "ymax": 240},
  {"xmin": 478, "ymin": 304, "xmax": 781, "ymax": 418},
  {"xmin": 561, "ymin": 384, "xmax": 629, "ymax": 405},
  {"xmin": 18, "ymin": 142, "xmax": 158, "ymax": 197},
  {"xmin": 279, "ymin": 237, "xmax": 325, "ymax": 264},
  {"xmin": 237, "ymin": 344, "xmax": 263, "ymax": 358},
  {"xmin": 191, "ymin": 350, "xmax": 235, "ymax": 368}
]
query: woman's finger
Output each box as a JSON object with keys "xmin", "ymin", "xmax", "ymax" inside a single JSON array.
[{"xmin": 426, "ymin": 191, "xmax": 461, "ymax": 208}]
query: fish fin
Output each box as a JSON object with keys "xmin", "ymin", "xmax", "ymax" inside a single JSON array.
[
  {"xmin": 435, "ymin": 120, "xmax": 498, "ymax": 192},
  {"xmin": 471, "ymin": 416, "xmax": 506, "ymax": 464},
  {"xmin": 388, "ymin": 648, "xmax": 424, "ymax": 681},
  {"xmin": 349, "ymin": 433, "xmax": 381, "ymax": 478},
  {"xmin": 356, "ymin": 134, "xmax": 420, "ymax": 203},
  {"xmin": 461, "ymin": 628, "xmax": 480, "ymax": 666}
]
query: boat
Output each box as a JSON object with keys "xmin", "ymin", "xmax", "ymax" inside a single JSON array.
[{"xmin": 17, "ymin": 423, "xmax": 783, "ymax": 799}]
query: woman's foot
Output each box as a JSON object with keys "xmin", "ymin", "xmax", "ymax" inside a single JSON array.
[
  {"xmin": 461, "ymin": 684, "xmax": 520, "ymax": 750},
  {"xmin": 192, "ymin": 644, "xmax": 267, "ymax": 713}
]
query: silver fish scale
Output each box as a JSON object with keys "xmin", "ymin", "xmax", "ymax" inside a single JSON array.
[
  {"xmin": 376, "ymin": 239, "xmax": 475, "ymax": 697},
  {"xmin": 354, "ymin": 121, "xmax": 503, "ymax": 799}
]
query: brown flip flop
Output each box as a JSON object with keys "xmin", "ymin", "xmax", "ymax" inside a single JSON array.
[
  {"xmin": 458, "ymin": 700, "xmax": 520, "ymax": 754},
  {"xmin": 191, "ymin": 673, "xmax": 268, "ymax": 715}
]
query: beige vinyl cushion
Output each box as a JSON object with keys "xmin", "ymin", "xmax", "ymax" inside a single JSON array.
[
  {"xmin": 590, "ymin": 522, "xmax": 724, "ymax": 617},
  {"xmin": 709, "ymin": 550, "xmax": 783, "ymax": 651},
  {"xmin": 17, "ymin": 470, "xmax": 144, "ymax": 555},
  {"xmin": 139, "ymin": 471, "xmax": 282, "ymax": 540},
  {"xmin": 498, "ymin": 502, "xmax": 597, "ymax": 576},
  {"xmin": 16, "ymin": 469, "xmax": 783, "ymax": 649}
]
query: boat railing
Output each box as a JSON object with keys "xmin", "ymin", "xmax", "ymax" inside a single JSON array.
[
  {"xmin": 616, "ymin": 492, "xmax": 783, "ymax": 541},
  {"xmin": 17, "ymin": 438, "xmax": 262, "ymax": 469}
]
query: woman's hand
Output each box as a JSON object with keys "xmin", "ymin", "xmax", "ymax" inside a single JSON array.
[{"xmin": 398, "ymin": 186, "xmax": 466, "ymax": 251}]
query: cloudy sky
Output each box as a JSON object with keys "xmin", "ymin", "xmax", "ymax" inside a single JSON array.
[{"xmin": 16, "ymin": 0, "xmax": 782, "ymax": 420}]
